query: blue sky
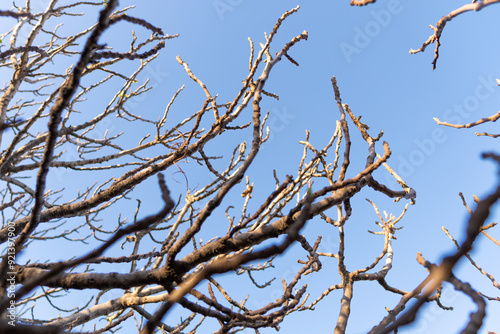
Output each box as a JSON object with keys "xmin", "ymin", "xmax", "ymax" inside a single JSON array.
[
  {"xmin": 2, "ymin": 0, "xmax": 500, "ymax": 333},
  {"xmin": 135, "ymin": 2, "xmax": 500, "ymax": 332}
]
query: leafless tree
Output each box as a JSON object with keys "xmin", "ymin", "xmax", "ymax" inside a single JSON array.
[{"xmin": 0, "ymin": 1, "xmax": 497, "ymax": 334}]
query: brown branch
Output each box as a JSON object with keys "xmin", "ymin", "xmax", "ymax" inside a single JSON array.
[
  {"xmin": 108, "ymin": 14, "xmax": 164, "ymax": 35},
  {"xmin": 91, "ymin": 40, "xmax": 165, "ymax": 61},
  {"xmin": 331, "ymin": 76, "xmax": 351, "ymax": 182},
  {"xmin": 176, "ymin": 56, "xmax": 220, "ymax": 122},
  {"xmin": 0, "ymin": 10, "xmax": 35, "ymax": 19},
  {"xmin": 410, "ymin": 0, "xmax": 500, "ymax": 69},
  {"xmin": 0, "ymin": 194, "xmax": 24, "ymax": 211},
  {"xmin": 0, "ymin": 46, "xmax": 48, "ymax": 60},
  {"xmin": 448, "ymin": 275, "xmax": 486, "ymax": 334},
  {"xmin": 350, "ymin": 0, "xmax": 376, "ymax": 6},
  {"xmin": 476, "ymin": 132, "xmax": 500, "ymax": 138},
  {"xmin": 433, "ymin": 110, "xmax": 500, "ymax": 129}
]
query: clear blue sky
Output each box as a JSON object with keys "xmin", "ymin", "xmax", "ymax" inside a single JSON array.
[
  {"xmin": 3, "ymin": 1, "xmax": 500, "ymax": 333},
  {"xmin": 138, "ymin": 2, "xmax": 500, "ymax": 332}
]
